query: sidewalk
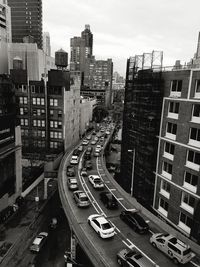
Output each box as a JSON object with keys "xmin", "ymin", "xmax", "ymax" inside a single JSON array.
[{"xmin": 0, "ymin": 177, "xmax": 57, "ymax": 266}]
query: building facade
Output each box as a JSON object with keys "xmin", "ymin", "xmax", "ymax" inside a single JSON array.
[
  {"xmin": 0, "ymin": 74, "xmax": 22, "ymax": 212},
  {"xmin": 70, "ymin": 24, "xmax": 93, "ymax": 72},
  {"xmin": 120, "ymin": 58, "xmax": 163, "ymax": 207},
  {"xmin": 43, "ymin": 32, "xmax": 51, "ymax": 56},
  {"xmin": 153, "ymin": 69, "xmax": 200, "ymax": 243},
  {"xmin": 7, "ymin": 0, "xmax": 42, "ymax": 49}
]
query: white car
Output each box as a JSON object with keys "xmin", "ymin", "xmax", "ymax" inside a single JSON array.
[
  {"xmin": 88, "ymin": 214, "xmax": 115, "ymax": 239},
  {"xmin": 95, "ymin": 145, "xmax": 102, "ymax": 152},
  {"xmin": 30, "ymin": 232, "xmax": 48, "ymax": 252},
  {"xmin": 70, "ymin": 155, "xmax": 79, "ymax": 165},
  {"xmin": 82, "ymin": 139, "xmax": 89, "ymax": 145},
  {"xmin": 94, "ymin": 137, "xmax": 98, "ymax": 141},
  {"xmin": 91, "ymin": 140, "xmax": 97, "ymax": 145},
  {"xmin": 88, "ymin": 175, "xmax": 104, "ymax": 189},
  {"xmin": 73, "ymin": 190, "xmax": 90, "ymax": 207}
]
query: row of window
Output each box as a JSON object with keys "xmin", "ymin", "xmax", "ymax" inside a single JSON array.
[
  {"xmin": 170, "ymin": 79, "xmax": 200, "ymax": 97},
  {"xmin": 50, "ymin": 131, "xmax": 62, "ymax": 139},
  {"xmin": 19, "ymin": 97, "xmax": 59, "ymax": 107},
  {"xmin": 159, "ymin": 197, "xmax": 193, "ymax": 234}
]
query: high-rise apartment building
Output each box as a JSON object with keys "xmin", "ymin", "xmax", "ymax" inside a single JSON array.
[
  {"xmin": 43, "ymin": 32, "xmax": 51, "ymax": 56},
  {"xmin": 153, "ymin": 68, "xmax": 200, "ymax": 244},
  {"xmin": 70, "ymin": 24, "xmax": 93, "ymax": 72},
  {"xmin": 7, "ymin": 0, "xmax": 43, "ymax": 49},
  {"xmin": 0, "ymin": 74, "xmax": 22, "ymax": 212}
]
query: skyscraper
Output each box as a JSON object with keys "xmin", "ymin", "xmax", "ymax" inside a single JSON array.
[
  {"xmin": 7, "ymin": 0, "xmax": 43, "ymax": 49},
  {"xmin": 70, "ymin": 25, "xmax": 93, "ymax": 72},
  {"xmin": 43, "ymin": 32, "xmax": 51, "ymax": 56}
]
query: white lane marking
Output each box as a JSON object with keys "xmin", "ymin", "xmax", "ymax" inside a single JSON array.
[
  {"xmin": 126, "ymin": 208, "xmax": 136, "ymax": 212},
  {"xmin": 117, "ymin": 198, "xmax": 124, "ymax": 201},
  {"xmin": 126, "ymin": 238, "xmax": 133, "ymax": 245},
  {"xmin": 104, "ymin": 181, "xmax": 110, "ymax": 183},
  {"xmin": 149, "ymin": 229, "xmax": 154, "ymax": 234},
  {"xmin": 122, "ymin": 240, "xmax": 131, "ymax": 247},
  {"xmin": 191, "ymin": 261, "xmax": 200, "ymax": 267},
  {"xmin": 109, "ymin": 188, "xmax": 116, "ymax": 191}
]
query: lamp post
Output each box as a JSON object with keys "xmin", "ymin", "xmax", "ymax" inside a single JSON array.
[{"xmin": 128, "ymin": 149, "xmax": 135, "ymax": 197}]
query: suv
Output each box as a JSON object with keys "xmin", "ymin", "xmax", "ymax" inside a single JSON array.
[
  {"xmin": 150, "ymin": 233, "xmax": 195, "ymax": 264},
  {"xmin": 99, "ymin": 192, "xmax": 118, "ymax": 209},
  {"xmin": 117, "ymin": 248, "xmax": 156, "ymax": 267}
]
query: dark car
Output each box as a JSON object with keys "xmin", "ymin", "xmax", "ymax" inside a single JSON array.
[
  {"xmin": 84, "ymin": 160, "xmax": 92, "ymax": 170},
  {"xmin": 120, "ymin": 210, "xmax": 149, "ymax": 234},
  {"xmin": 84, "ymin": 151, "xmax": 91, "ymax": 160},
  {"xmin": 66, "ymin": 165, "xmax": 75, "ymax": 177},
  {"xmin": 73, "ymin": 149, "xmax": 80, "ymax": 156},
  {"xmin": 99, "ymin": 192, "xmax": 118, "ymax": 209},
  {"xmin": 80, "ymin": 167, "xmax": 87, "ymax": 177},
  {"xmin": 87, "ymin": 146, "xmax": 93, "ymax": 152}
]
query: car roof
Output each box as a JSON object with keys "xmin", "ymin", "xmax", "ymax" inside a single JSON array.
[
  {"xmin": 96, "ymin": 216, "xmax": 109, "ymax": 224},
  {"xmin": 68, "ymin": 178, "xmax": 77, "ymax": 183},
  {"xmin": 90, "ymin": 175, "xmax": 100, "ymax": 179}
]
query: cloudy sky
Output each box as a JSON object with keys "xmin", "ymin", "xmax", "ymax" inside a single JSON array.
[{"xmin": 43, "ymin": 0, "xmax": 200, "ymax": 76}]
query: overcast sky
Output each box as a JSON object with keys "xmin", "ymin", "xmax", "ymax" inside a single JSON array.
[{"xmin": 43, "ymin": 0, "xmax": 200, "ymax": 76}]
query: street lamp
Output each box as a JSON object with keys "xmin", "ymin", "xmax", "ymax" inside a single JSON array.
[{"xmin": 128, "ymin": 149, "xmax": 135, "ymax": 197}]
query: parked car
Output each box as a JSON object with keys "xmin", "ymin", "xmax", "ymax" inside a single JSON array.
[
  {"xmin": 150, "ymin": 233, "xmax": 195, "ymax": 265},
  {"xmin": 94, "ymin": 151, "xmax": 100, "ymax": 157},
  {"xmin": 120, "ymin": 210, "xmax": 149, "ymax": 234},
  {"xmin": 30, "ymin": 232, "xmax": 48, "ymax": 252},
  {"xmin": 117, "ymin": 248, "xmax": 156, "ymax": 267},
  {"xmin": 99, "ymin": 192, "xmax": 118, "ymax": 209},
  {"xmin": 70, "ymin": 155, "xmax": 79, "ymax": 165},
  {"xmin": 82, "ymin": 139, "xmax": 89, "ymax": 146},
  {"xmin": 73, "ymin": 190, "xmax": 90, "ymax": 207},
  {"xmin": 80, "ymin": 167, "xmax": 87, "ymax": 177},
  {"xmin": 84, "ymin": 160, "xmax": 92, "ymax": 170},
  {"xmin": 88, "ymin": 214, "xmax": 115, "ymax": 239},
  {"xmin": 67, "ymin": 178, "xmax": 78, "ymax": 191},
  {"xmin": 88, "ymin": 175, "xmax": 104, "ymax": 189},
  {"xmin": 91, "ymin": 140, "xmax": 97, "ymax": 145},
  {"xmin": 66, "ymin": 165, "xmax": 75, "ymax": 177},
  {"xmin": 94, "ymin": 136, "xmax": 99, "ymax": 141},
  {"xmin": 86, "ymin": 135, "xmax": 92, "ymax": 140}
]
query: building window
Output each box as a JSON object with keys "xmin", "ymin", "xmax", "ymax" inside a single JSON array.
[
  {"xmin": 58, "ymin": 110, "xmax": 62, "ymax": 117},
  {"xmin": 181, "ymin": 192, "xmax": 195, "ymax": 214},
  {"xmin": 189, "ymin": 127, "xmax": 200, "ymax": 148},
  {"xmin": 186, "ymin": 150, "xmax": 200, "ymax": 171},
  {"xmin": 170, "ymin": 80, "xmax": 182, "ymax": 95},
  {"xmin": 31, "ymin": 85, "xmax": 35, "ymax": 93},
  {"xmin": 166, "ymin": 122, "xmax": 177, "ymax": 140},
  {"xmin": 168, "ymin": 102, "xmax": 179, "ymax": 119},
  {"xmin": 50, "ymin": 98, "xmax": 58, "ymax": 106},
  {"xmin": 33, "ymin": 97, "xmax": 45, "ymax": 106},
  {"xmin": 50, "ymin": 110, "xmax": 54, "ymax": 116},
  {"xmin": 158, "ymin": 198, "xmax": 168, "ymax": 217},
  {"xmin": 192, "ymin": 104, "xmax": 200, "ymax": 123},
  {"xmin": 20, "ymin": 118, "xmax": 28, "ymax": 126},
  {"xmin": 164, "ymin": 142, "xmax": 175, "ymax": 160},
  {"xmin": 160, "ymin": 180, "xmax": 170, "ymax": 199},
  {"xmin": 183, "ymin": 171, "xmax": 198, "ymax": 193},
  {"xmin": 194, "ymin": 80, "xmax": 200, "ymax": 98},
  {"xmin": 162, "ymin": 161, "xmax": 172, "ymax": 179},
  {"xmin": 178, "ymin": 212, "xmax": 192, "ymax": 234},
  {"xmin": 33, "ymin": 120, "xmax": 45, "ymax": 128},
  {"xmin": 19, "ymin": 97, "xmax": 28, "ymax": 105}
]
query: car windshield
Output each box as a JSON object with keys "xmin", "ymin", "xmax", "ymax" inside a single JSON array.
[
  {"xmin": 101, "ymin": 222, "xmax": 112, "ymax": 230},
  {"xmin": 80, "ymin": 196, "xmax": 88, "ymax": 201},
  {"xmin": 94, "ymin": 179, "xmax": 101, "ymax": 183},
  {"xmin": 183, "ymin": 248, "xmax": 191, "ymax": 256}
]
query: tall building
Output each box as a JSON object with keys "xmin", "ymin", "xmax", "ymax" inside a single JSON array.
[
  {"xmin": 120, "ymin": 53, "xmax": 163, "ymax": 207},
  {"xmin": 82, "ymin": 57, "xmax": 113, "ymax": 107},
  {"xmin": 43, "ymin": 32, "xmax": 51, "ymax": 56},
  {"xmin": 153, "ymin": 68, "xmax": 200, "ymax": 243},
  {"xmin": 7, "ymin": 0, "xmax": 43, "ymax": 49},
  {"xmin": 0, "ymin": 0, "xmax": 11, "ymax": 74},
  {"xmin": 0, "ymin": 74, "xmax": 22, "ymax": 212},
  {"xmin": 70, "ymin": 24, "xmax": 93, "ymax": 72}
]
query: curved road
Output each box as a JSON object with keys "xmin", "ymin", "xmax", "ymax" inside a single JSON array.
[{"xmin": 58, "ymin": 130, "xmax": 197, "ymax": 267}]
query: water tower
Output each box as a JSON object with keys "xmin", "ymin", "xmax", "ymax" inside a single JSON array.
[{"xmin": 55, "ymin": 48, "xmax": 68, "ymax": 70}]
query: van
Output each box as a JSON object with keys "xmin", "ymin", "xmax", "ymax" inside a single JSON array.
[{"xmin": 150, "ymin": 233, "xmax": 195, "ymax": 264}]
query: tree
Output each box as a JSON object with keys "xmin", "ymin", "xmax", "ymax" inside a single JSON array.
[{"xmin": 92, "ymin": 106, "xmax": 108, "ymax": 123}]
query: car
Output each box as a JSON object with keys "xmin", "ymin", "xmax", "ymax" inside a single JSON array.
[
  {"xmin": 88, "ymin": 175, "xmax": 104, "ymax": 189},
  {"xmin": 87, "ymin": 146, "xmax": 93, "ymax": 152},
  {"xmin": 82, "ymin": 139, "xmax": 89, "ymax": 146},
  {"xmin": 94, "ymin": 136, "xmax": 99, "ymax": 141},
  {"xmin": 30, "ymin": 232, "xmax": 48, "ymax": 252},
  {"xmin": 78, "ymin": 145, "xmax": 83, "ymax": 152},
  {"xmin": 80, "ymin": 167, "xmax": 87, "ymax": 177},
  {"xmin": 73, "ymin": 190, "xmax": 90, "ymax": 207},
  {"xmin": 66, "ymin": 165, "xmax": 75, "ymax": 177},
  {"xmin": 84, "ymin": 151, "xmax": 91, "ymax": 160},
  {"xmin": 72, "ymin": 148, "xmax": 80, "ymax": 156},
  {"xmin": 94, "ymin": 151, "xmax": 100, "ymax": 157},
  {"xmin": 117, "ymin": 248, "xmax": 156, "ymax": 267},
  {"xmin": 88, "ymin": 214, "xmax": 115, "ymax": 239},
  {"xmin": 150, "ymin": 233, "xmax": 195, "ymax": 264},
  {"xmin": 97, "ymin": 132, "xmax": 101, "ymax": 138},
  {"xmin": 84, "ymin": 160, "xmax": 92, "ymax": 170},
  {"xmin": 99, "ymin": 192, "xmax": 118, "ymax": 209},
  {"xmin": 67, "ymin": 178, "xmax": 78, "ymax": 190},
  {"xmin": 91, "ymin": 140, "xmax": 97, "ymax": 145},
  {"xmin": 96, "ymin": 144, "xmax": 102, "ymax": 150},
  {"xmin": 86, "ymin": 135, "xmax": 92, "ymax": 140},
  {"xmin": 120, "ymin": 210, "xmax": 149, "ymax": 234},
  {"xmin": 105, "ymin": 131, "xmax": 110, "ymax": 135},
  {"xmin": 92, "ymin": 131, "xmax": 96, "ymax": 135},
  {"xmin": 70, "ymin": 155, "xmax": 79, "ymax": 165}
]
